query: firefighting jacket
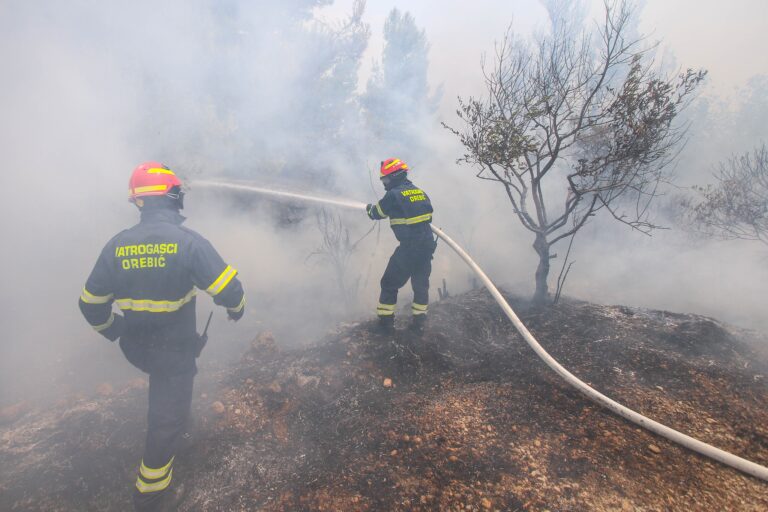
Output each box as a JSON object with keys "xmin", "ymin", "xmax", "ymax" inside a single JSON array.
[
  {"xmin": 78, "ymin": 208, "xmax": 245, "ymax": 345},
  {"xmin": 366, "ymin": 176, "xmax": 433, "ymax": 244}
]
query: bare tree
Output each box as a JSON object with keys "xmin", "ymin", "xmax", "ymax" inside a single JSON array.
[
  {"xmin": 308, "ymin": 208, "xmax": 374, "ymax": 312},
  {"xmin": 685, "ymin": 145, "xmax": 768, "ymax": 247},
  {"xmin": 444, "ymin": 0, "xmax": 705, "ymax": 304}
]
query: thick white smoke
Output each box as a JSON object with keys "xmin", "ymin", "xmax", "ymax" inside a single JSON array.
[{"xmin": 1, "ymin": 0, "xmax": 766, "ymax": 408}]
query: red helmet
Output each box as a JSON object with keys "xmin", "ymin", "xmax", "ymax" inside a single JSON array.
[
  {"xmin": 380, "ymin": 157, "xmax": 409, "ymax": 178},
  {"xmin": 128, "ymin": 161, "xmax": 182, "ymax": 203}
]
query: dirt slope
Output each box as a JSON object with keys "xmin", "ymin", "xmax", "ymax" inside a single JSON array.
[{"xmin": 2, "ymin": 290, "xmax": 767, "ymax": 511}]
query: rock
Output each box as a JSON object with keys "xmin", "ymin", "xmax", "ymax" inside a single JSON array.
[
  {"xmin": 648, "ymin": 444, "xmax": 661, "ymax": 454},
  {"xmin": 383, "ymin": 378, "xmax": 393, "ymax": 388},
  {"xmin": 211, "ymin": 401, "xmax": 226, "ymax": 415},
  {"xmin": 96, "ymin": 383, "xmax": 114, "ymax": 397},
  {"xmin": 251, "ymin": 331, "xmax": 277, "ymax": 352},
  {"xmin": 390, "ymin": 449, "xmax": 398, "ymax": 456},
  {"xmin": 413, "ymin": 436, "xmax": 423, "ymax": 444},
  {"xmin": 268, "ymin": 381, "xmax": 282, "ymax": 393},
  {"xmin": 402, "ymin": 434, "xmax": 411, "ymax": 442},
  {"xmin": 481, "ymin": 497, "xmax": 492, "ymax": 509},
  {"xmin": 533, "ymin": 439, "xmax": 541, "ymax": 448},
  {"xmin": 621, "ymin": 499, "xmax": 633, "ymax": 511},
  {"xmin": 449, "ymin": 455, "xmax": 458, "ymax": 462}
]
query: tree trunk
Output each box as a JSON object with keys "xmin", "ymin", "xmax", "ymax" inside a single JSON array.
[{"xmin": 532, "ymin": 233, "xmax": 551, "ymax": 305}]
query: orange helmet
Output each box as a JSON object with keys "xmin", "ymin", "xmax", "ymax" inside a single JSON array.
[
  {"xmin": 380, "ymin": 158, "xmax": 409, "ymax": 178},
  {"xmin": 128, "ymin": 161, "xmax": 182, "ymax": 203}
]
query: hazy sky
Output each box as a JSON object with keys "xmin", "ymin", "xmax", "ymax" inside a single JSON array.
[{"xmin": 318, "ymin": 0, "xmax": 768, "ymax": 111}]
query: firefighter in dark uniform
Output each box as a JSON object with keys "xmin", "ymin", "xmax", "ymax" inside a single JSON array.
[
  {"xmin": 366, "ymin": 158, "xmax": 436, "ymax": 333},
  {"xmin": 78, "ymin": 162, "xmax": 245, "ymax": 511}
]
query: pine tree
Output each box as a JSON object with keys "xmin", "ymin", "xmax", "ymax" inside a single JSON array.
[{"xmin": 363, "ymin": 9, "xmax": 439, "ymax": 158}]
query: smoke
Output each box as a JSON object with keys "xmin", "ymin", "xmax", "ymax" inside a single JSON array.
[
  {"xmin": 0, "ymin": 0, "xmax": 375, "ymax": 405},
  {"xmin": 1, "ymin": 0, "xmax": 766, "ymax": 407}
]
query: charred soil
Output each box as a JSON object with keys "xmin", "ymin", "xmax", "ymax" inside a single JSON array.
[{"xmin": 2, "ymin": 290, "xmax": 767, "ymax": 511}]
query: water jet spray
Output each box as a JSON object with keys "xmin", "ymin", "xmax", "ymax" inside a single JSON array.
[{"xmin": 194, "ymin": 180, "xmax": 367, "ymax": 210}]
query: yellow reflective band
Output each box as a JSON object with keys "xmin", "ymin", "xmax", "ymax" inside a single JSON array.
[
  {"xmin": 412, "ymin": 303, "xmax": 428, "ymax": 311},
  {"xmin": 206, "ymin": 265, "xmax": 237, "ymax": 296},
  {"xmin": 139, "ymin": 457, "xmax": 174, "ymax": 480},
  {"xmin": 135, "ymin": 470, "xmax": 173, "ymax": 494},
  {"xmin": 80, "ymin": 288, "xmax": 113, "ymax": 304},
  {"xmin": 93, "ymin": 313, "xmax": 115, "ymax": 332},
  {"xmin": 376, "ymin": 203, "xmax": 386, "ymax": 218},
  {"xmin": 384, "ymin": 159, "xmax": 401, "ymax": 170},
  {"xmin": 133, "ymin": 185, "xmax": 168, "ymax": 194},
  {"xmin": 146, "ymin": 168, "xmax": 175, "ymax": 175},
  {"xmin": 389, "ymin": 213, "xmax": 432, "ymax": 225},
  {"xmin": 377, "ymin": 303, "xmax": 396, "ymax": 316},
  {"xmin": 116, "ymin": 289, "xmax": 196, "ymax": 313},
  {"xmin": 228, "ymin": 295, "xmax": 246, "ymax": 314}
]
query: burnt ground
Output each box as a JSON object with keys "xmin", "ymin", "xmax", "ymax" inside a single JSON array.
[{"xmin": 1, "ymin": 289, "xmax": 767, "ymax": 511}]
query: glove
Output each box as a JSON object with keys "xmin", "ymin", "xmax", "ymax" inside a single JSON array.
[
  {"xmin": 366, "ymin": 204, "xmax": 375, "ymax": 219},
  {"xmin": 227, "ymin": 306, "xmax": 244, "ymax": 322}
]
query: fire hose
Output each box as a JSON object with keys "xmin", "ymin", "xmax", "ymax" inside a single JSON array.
[{"xmin": 196, "ymin": 180, "xmax": 768, "ymax": 482}]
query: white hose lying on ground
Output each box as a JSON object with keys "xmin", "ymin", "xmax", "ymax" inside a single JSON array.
[
  {"xmin": 196, "ymin": 180, "xmax": 768, "ymax": 482},
  {"xmin": 431, "ymin": 224, "xmax": 768, "ymax": 482}
]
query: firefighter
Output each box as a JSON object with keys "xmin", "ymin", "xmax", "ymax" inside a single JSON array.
[
  {"xmin": 78, "ymin": 162, "xmax": 245, "ymax": 511},
  {"xmin": 366, "ymin": 158, "xmax": 436, "ymax": 334}
]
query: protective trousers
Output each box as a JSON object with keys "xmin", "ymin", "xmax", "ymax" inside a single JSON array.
[
  {"xmin": 378, "ymin": 240, "xmax": 436, "ymax": 317},
  {"xmin": 120, "ymin": 339, "xmax": 197, "ymax": 511}
]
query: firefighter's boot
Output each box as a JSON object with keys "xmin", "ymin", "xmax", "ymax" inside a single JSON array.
[
  {"xmin": 377, "ymin": 315, "xmax": 395, "ymax": 335},
  {"xmin": 410, "ymin": 314, "xmax": 427, "ymax": 336},
  {"xmin": 133, "ymin": 489, "xmax": 170, "ymax": 512}
]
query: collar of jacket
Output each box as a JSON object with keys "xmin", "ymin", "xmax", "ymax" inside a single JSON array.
[
  {"xmin": 384, "ymin": 174, "xmax": 410, "ymax": 191},
  {"xmin": 139, "ymin": 208, "xmax": 186, "ymax": 225}
]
